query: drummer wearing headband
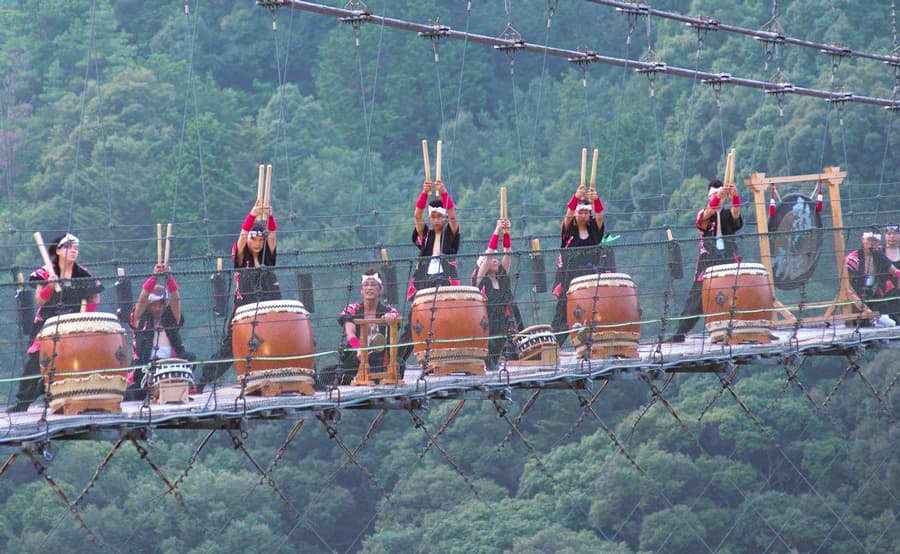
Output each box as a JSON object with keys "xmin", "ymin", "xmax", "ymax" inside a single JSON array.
[
  {"xmin": 409, "ymin": 179, "xmax": 461, "ymax": 297},
  {"xmin": 7, "ymin": 233, "xmax": 104, "ymax": 413},
  {"xmin": 473, "ymin": 218, "xmax": 522, "ymax": 369},
  {"xmin": 197, "ymin": 202, "xmax": 281, "ymax": 392},
  {"xmin": 550, "ymin": 182, "xmax": 609, "ymax": 346},
  {"xmin": 125, "ymin": 263, "xmax": 195, "ymax": 401},
  {"xmin": 667, "ymin": 179, "xmax": 743, "ymax": 342},
  {"xmin": 845, "ymin": 228, "xmax": 900, "ymax": 326},
  {"xmin": 336, "ymin": 269, "xmax": 401, "ymax": 383}
]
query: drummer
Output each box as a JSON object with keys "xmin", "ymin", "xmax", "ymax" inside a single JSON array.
[
  {"xmin": 6, "ymin": 233, "xmax": 103, "ymax": 413},
  {"xmin": 197, "ymin": 202, "xmax": 280, "ymax": 392},
  {"xmin": 472, "ymin": 217, "xmax": 522, "ymax": 369},
  {"xmin": 551, "ymin": 183, "xmax": 609, "ymax": 346},
  {"xmin": 125, "ymin": 263, "xmax": 195, "ymax": 401},
  {"xmin": 337, "ymin": 269, "xmax": 401, "ymax": 383},
  {"xmin": 408, "ymin": 178, "xmax": 461, "ymax": 296},
  {"xmin": 667, "ymin": 179, "xmax": 742, "ymax": 342},
  {"xmin": 399, "ymin": 179, "xmax": 460, "ymax": 363},
  {"xmin": 845, "ymin": 229, "xmax": 900, "ymax": 326}
]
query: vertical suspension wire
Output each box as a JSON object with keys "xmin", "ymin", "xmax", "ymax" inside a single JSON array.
[
  {"xmin": 678, "ymin": 30, "xmax": 705, "ymax": 181},
  {"xmin": 445, "ymin": 1, "xmax": 472, "ymax": 185},
  {"xmin": 352, "ymin": 1, "xmax": 387, "ymax": 231},
  {"xmin": 67, "ymin": 0, "xmax": 100, "ymax": 232},
  {"xmin": 271, "ymin": 6, "xmax": 299, "ymax": 222},
  {"xmin": 519, "ymin": 1, "xmax": 556, "ymax": 217}
]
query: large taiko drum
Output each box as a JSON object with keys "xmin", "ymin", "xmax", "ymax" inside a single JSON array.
[
  {"xmin": 411, "ymin": 286, "xmax": 488, "ymax": 375},
  {"xmin": 513, "ymin": 324, "xmax": 558, "ymax": 361},
  {"xmin": 36, "ymin": 312, "xmax": 128, "ymax": 414},
  {"xmin": 702, "ymin": 263, "xmax": 774, "ymax": 344},
  {"xmin": 231, "ymin": 300, "xmax": 316, "ymax": 395},
  {"xmin": 566, "ymin": 273, "xmax": 642, "ymax": 359},
  {"xmin": 150, "ymin": 358, "xmax": 194, "ymax": 404}
]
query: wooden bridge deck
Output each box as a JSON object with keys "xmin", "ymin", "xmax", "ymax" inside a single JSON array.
[{"xmin": 2, "ymin": 323, "xmax": 897, "ymax": 449}]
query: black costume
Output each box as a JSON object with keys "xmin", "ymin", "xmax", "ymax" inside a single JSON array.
[
  {"xmin": 672, "ymin": 207, "xmax": 743, "ymax": 337},
  {"xmin": 126, "ymin": 304, "xmax": 194, "ymax": 400},
  {"xmin": 11, "ymin": 263, "xmax": 103, "ymax": 410},
  {"xmin": 846, "ymin": 246, "xmax": 899, "ymax": 320},
  {"xmin": 472, "ymin": 264, "xmax": 520, "ymax": 369},
  {"xmin": 199, "ymin": 240, "xmax": 281, "ymax": 387},
  {"xmin": 550, "ymin": 217, "xmax": 609, "ymax": 344},
  {"xmin": 407, "ymin": 225, "xmax": 461, "ymax": 299}
]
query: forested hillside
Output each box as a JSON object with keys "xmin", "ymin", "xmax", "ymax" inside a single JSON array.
[{"xmin": 0, "ymin": 1, "xmax": 898, "ymax": 552}]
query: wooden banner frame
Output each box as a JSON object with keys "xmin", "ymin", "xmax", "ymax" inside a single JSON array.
[{"xmin": 745, "ymin": 166, "xmax": 864, "ymax": 325}]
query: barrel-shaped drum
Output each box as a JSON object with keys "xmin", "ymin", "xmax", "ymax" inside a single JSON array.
[
  {"xmin": 150, "ymin": 358, "xmax": 194, "ymax": 404},
  {"xmin": 231, "ymin": 300, "xmax": 315, "ymax": 377},
  {"xmin": 566, "ymin": 273, "xmax": 641, "ymax": 359},
  {"xmin": 411, "ymin": 286, "xmax": 488, "ymax": 375},
  {"xmin": 701, "ymin": 263, "xmax": 774, "ymax": 344},
  {"xmin": 513, "ymin": 324, "xmax": 558, "ymax": 361},
  {"xmin": 37, "ymin": 312, "xmax": 128, "ymax": 412}
]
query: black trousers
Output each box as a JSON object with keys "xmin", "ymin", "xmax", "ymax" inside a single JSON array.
[
  {"xmin": 13, "ymin": 351, "xmax": 44, "ymax": 407},
  {"xmin": 674, "ymin": 276, "xmax": 705, "ymax": 335}
]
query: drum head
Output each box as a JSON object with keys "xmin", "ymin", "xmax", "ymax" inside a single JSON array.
[{"xmin": 769, "ymin": 193, "xmax": 823, "ymax": 290}]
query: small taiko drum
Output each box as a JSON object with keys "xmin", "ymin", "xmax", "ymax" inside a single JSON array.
[
  {"xmin": 566, "ymin": 273, "xmax": 641, "ymax": 359},
  {"xmin": 411, "ymin": 286, "xmax": 488, "ymax": 375},
  {"xmin": 513, "ymin": 324, "xmax": 558, "ymax": 361},
  {"xmin": 231, "ymin": 300, "xmax": 316, "ymax": 395},
  {"xmin": 150, "ymin": 358, "xmax": 194, "ymax": 404},
  {"xmin": 702, "ymin": 263, "xmax": 774, "ymax": 344},
  {"xmin": 36, "ymin": 312, "xmax": 128, "ymax": 414}
]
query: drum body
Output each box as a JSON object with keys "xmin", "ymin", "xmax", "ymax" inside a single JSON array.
[
  {"xmin": 36, "ymin": 312, "xmax": 128, "ymax": 412},
  {"xmin": 150, "ymin": 358, "xmax": 194, "ymax": 404},
  {"xmin": 513, "ymin": 324, "xmax": 558, "ymax": 361},
  {"xmin": 231, "ymin": 300, "xmax": 316, "ymax": 380},
  {"xmin": 411, "ymin": 286, "xmax": 488, "ymax": 375},
  {"xmin": 701, "ymin": 263, "xmax": 774, "ymax": 344},
  {"xmin": 566, "ymin": 273, "xmax": 641, "ymax": 359}
]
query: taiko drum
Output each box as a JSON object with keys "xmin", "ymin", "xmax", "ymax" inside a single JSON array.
[
  {"xmin": 231, "ymin": 300, "xmax": 315, "ymax": 377},
  {"xmin": 411, "ymin": 286, "xmax": 488, "ymax": 374},
  {"xmin": 37, "ymin": 312, "xmax": 129, "ymax": 412},
  {"xmin": 566, "ymin": 273, "xmax": 641, "ymax": 358},
  {"xmin": 513, "ymin": 324, "xmax": 558, "ymax": 361},
  {"xmin": 701, "ymin": 262, "xmax": 774, "ymax": 344}
]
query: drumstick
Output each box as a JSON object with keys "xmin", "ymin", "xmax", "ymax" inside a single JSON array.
[
  {"xmin": 257, "ymin": 164, "xmax": 265, "ymax": 205},
  {"xmin": 580, "ymin": 148, "xmax": 587, "ymax": 188},
  {"xmin": 725, "ymin": 148, "xmax": 736, "ymax": 188},
  {"xmin": 381, "ymin": 248, "xmax": 389, "ymax": 263},
  {"xmin": 421, "ymin": 140, "xmax": 431, "ymax": 184},
  {"xmin": 666, "ymin": 228, "xmax": 674, "ymax": 241},
  {"xmin": 17, "ymin": 272, "xmax": 24, "ymax": 291},
  {"xmin": 532, "ymin": 238, "xmax": 540, "ymax": 252},
  {"xmin": 156, "ymin": 223, "xmax": 163, "ymax": 265},
  {"xmin": 216, "ymin": 257, "xmax": 222, "ymax": 273},
  {"xmin": 264, "ymin": 164, "xmax": 273, "ymax": 219},
  {"xmin": 435, "ymin": 140, "xmax": 442, "ymax": 187},
  {"xmin": 163, "ymin": 223, "xmax": 172, "ymax": 266},
  {"xmin": 33, "ymin": 232, "xmax": 61, "ymax": 292},
  {"xmin": 500, "ymin": 187, "xmax": 507, "ymax": 220},
  {"xmin": 589, "ymin": 148, "xmax": 599, "ymax": 191}
]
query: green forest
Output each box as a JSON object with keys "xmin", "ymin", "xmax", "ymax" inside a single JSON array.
[{"xmin": 1, "ymin": 0, "xmax": 899, "ymax": 552}]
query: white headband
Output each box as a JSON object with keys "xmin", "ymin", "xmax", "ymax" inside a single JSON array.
[
  {"xmin": 863, "ymin": 232, "xmax": 882, "ymax": 241},
  {"xmin": 428, "ymin": 205, "xmax": 448, "ymax": 217},
  {"xmin": 57, "ymin": 233, "xmax": 80, "ymax": 249},
  {"xmin": 361, "ymin": 274, "xmax": 383, "ymax": 287},
  {"xmin": 574, "ymin": 204, "xmax": 592, "ymax": 214}
]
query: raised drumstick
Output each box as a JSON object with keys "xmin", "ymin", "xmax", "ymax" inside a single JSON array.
[
  {"xmin": 257, "ymin": 164, "xmax": 265, "ymax": 205},
  {"xmin": 422, "ymin": 140, "xmax": 432, "ymax": 185},
  {"xmin": 163, "ymin": 223, "xmax": 172, "ymax": 266},
  {"xmin": 580, "ymin": 148, "xmax": 587, "ymax": 187},
  {"xmin": 500, "ymin": 187, "xmax": 508, "ymax": 220},
  {"xmin": 33, "ymin": 232, "xmax": 61, "ymax": 292},
  {"xmin": 156, "ymin": 223, "xmax": 163, "ymax": 265},
  {"xmin": 263, "ymin": 164, "xmax": 272, "ymax": 220},
  {"xmin": 589, "ymin": 148, "xmax": 599, "ymax": 191},
  {"xmin": 435, "ymin": 140, "xmax": 443, "ymax": 186},
  {"xmin": 381, "ymin": 248, "xmax": 389, "ymax": 263}
]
